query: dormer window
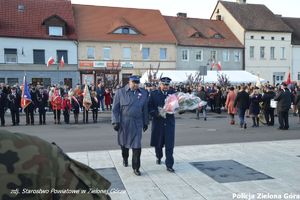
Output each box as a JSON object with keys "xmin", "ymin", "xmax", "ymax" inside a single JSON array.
[
  {"xmin": 213, "ymin": 34, "xmax": 223, "ymax": 39},
  {"xmin": 113, "ymin": 27, "xmax": 139, "ymax": 35},
  {"xmin": 49, "ymin": 26, "xmax": 63, "ymax": 36},
  {"xmin": 191, "ymin": 32, "xmax": 203, "ymax": 38}
]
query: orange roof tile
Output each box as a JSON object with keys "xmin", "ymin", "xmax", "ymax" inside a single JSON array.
[
  {"xmin": 0, "ymin": 0, "xmax": 76, "ymax": 40},
  {"xmin": 72, "ymin": 4, "xmax": 177, "ymax": 43}
]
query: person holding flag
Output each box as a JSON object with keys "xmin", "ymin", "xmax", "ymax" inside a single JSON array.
[
  {"xmin": 21, "ymin": 76, "xmax": 34, "ymax": 125},
  {"xmin": 82, "ymin": 81, "xmax": 92, "ymax": 124}
]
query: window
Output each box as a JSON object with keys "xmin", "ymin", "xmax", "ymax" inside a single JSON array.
[
  {"xmin": 57, "ymin": 50, "xmax": 68, "ymax": 63},
  {"xmin": 250, "ymin": 46, "xmax": 254, "ymax": 59},
  {"xmin": 87, "ymin": 47, "xmax": 95, "ymax": 59},
  {"xmin": 49, "ymin": 26, "xmax": 63, "ymax": 36},
  {"xmin": 210, "ymin": 50, "xmax": 217, "ymax": 60},
  {"xmin": 4, "ymin": 49, "xmax": 17, "ymax": 63},
  {"xmin": 213, "ymin": 34, "xmax": 222, "ymax": 39},
  {"xmin": 250, "ymin": 36, "xmax": 254, "ymax": 39},
  {"xmin": 113, "ymin": 27, "xmax": 138, "ymax": 35},
  {"xmin": 181, "ymin": 49, "xmax": 189, "ymax": 61},
  {"xmin": 260, "ymin": 46, "xmax": 265, "ymax": 59},
  {"xmin": 7, "ymin": 78, "xmax": 18, "ymax": 86},
  {"xmin": 142, "ymin": 48, "xmax": 150, "ymax": 60},
  {"xmin": 271, "ymin": 37, "xmax": 275, "ymax": 40},
  {"xmin": 33, "ymin": 50, "xmax": 45, "ymax": 64},
  {"xmin": 195, "ymin": 50, "xmax": 203, "ymax": 61},
  {"xmin": 123, "ymin": 48, "xmax": 131, "ymax": 60},
  {"xmin": 298, "ymin": 72, "xmax": 300, "ymax": 81},
  {"xmin": 281, "ymin": 37, "xmax": 285, "ymax": 41},
  {"xmin": 160, "ymin": 48, "xmax": 167, "ymax": 60},
  {"xmin": 281, "ymin": 47, "xmax": 285, "ymax": 59},
  {"xmin": 261, "ymin": 36, "xmax": 264, "ymax": 40},
  {"xmin": 234, "ymin": 51, "xmax": 240, "ymax": 62},
  {"xmin": 270, "ymin": 47, "xmax": 275, "ymax": 60},
  {"xmin": 103, "ymin": 47, "xmax": 111, "ymax": 60},
  {"xmin": 223, "ymin": 50, "xmax": 230, "ymax": 62},
  {"xmin": 0, "ymin": 78, "xmax": 5, "ymax": 83}
]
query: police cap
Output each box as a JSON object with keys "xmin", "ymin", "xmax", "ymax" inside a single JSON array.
[{"xmin": 160, "ymin": 77, "xmax": 171, "ymax": 85}]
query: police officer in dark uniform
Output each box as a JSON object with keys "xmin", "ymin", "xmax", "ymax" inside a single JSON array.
[
  {"xmin": 37, "ymin": 88, "xmax": 48, "ymax": 125},
  {"xmin": 0, "ymin": 85, "xmax": 7, "ymax": 126},
  {"xmin": 148, "ymin": 77, "xmax": 176, "ymax": 173},
  {"xmin": 112, "ymin": 75, "xmax": 149, "ymax": 176},
  {"xmin": 7, "ymin": 87, "xmax": 21, "ymax": 126}
]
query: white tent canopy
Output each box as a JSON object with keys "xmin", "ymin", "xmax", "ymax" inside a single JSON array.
[{"xmin": 140, "ymin": 70, "xmax": 265, "ymax": 84}]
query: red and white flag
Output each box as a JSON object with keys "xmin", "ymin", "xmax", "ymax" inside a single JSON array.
[
  {"xmin": 47, "ymin": 56, "xmax": 55, "ymax": 67},
  {"xmin": 217, "ymin": 61, "xmax": 222, "ymax": 71},
  {"xmin": 60, "ymin": 56, "xmax": 64, "ymax": 68}
]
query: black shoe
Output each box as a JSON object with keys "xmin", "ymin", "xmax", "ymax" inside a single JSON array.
[
  {"xmin": 278, "ymin": 127, "xmax": 284, "ymax": 130},
  {"xmin": 204, "ymin": 117, "xmax": 207, "ymax": 121},
  {"xmin": 156, "ymin": 159, "xmax": 161, "ymax": 165},
  {"xmin": 123, "ymin": 159, "xmax": 128, "ymax": 167},
  {"xmin": 133, "ymin": 169, "xmax": 141, "ymax": 176},
  {"xmin": 166, "ymin": 167, "xmax": 175, "ymax": 173},
  {"xmin": 243, "ymin": 123, "xmax": 247, "ymax": 129}
]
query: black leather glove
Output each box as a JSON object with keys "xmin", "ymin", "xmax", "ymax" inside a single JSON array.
[
  {"xmin": 113, "ymin": 123, "xmax": 120, "ymax": 132},
  {"xmin": 143, "ymin": 125, "xmax": 148, "ymax": 132}
]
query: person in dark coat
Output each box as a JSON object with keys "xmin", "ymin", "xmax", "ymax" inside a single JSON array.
[
  {"xmin": 249, "ymin": 88, "xmax": 262, "ymax": 127},
  {"xmin": 0, "ymin": 86, "xmax": 7, "ymax": 126},
  {"xmin": 7, "ymin": 87, "xmax": 21, "ymax": 126},
  {"xmin": 148, "ymin": 77, "xmax": 176, "ymax": 173},
  {"xmin": 96, "ymin": 82, "xmax": 105, "ymax": 111},
  {"xmin": 71, "ymin": 93, "xmax": 81, "ymax": 124},
  {"xmin": 274, "ymin": 82, "xmax": 292, "ymax": 130},
  {"xmin": 37, "ymin": 88, "xmax": 48, "ymax": 125},
  {"xmin": 112, "ymin": 75, "xmax": 149, "ymax": 176},
  {"xmin": 234, "ymin": 85, "xmax": 250, "ymax": 129},
  {"xmin": 262, "ymin": 86, "xmax": 276, "ymax": 126},
  {"xmin": 91, "ymin": 91, "xmax": 99, "ymax": 123}
]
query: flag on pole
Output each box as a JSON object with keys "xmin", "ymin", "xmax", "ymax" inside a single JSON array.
[
  {"xmin": 210, "ymin": 60, "xmax": 215, "ymax": 70},
  {"xmin": 60, "ymin": 56, "xmax": 64, "ymax": 68},
  {"xmin": 83, "ymin": 81, "xmax": 92, "ymax": 110},
  {"xmin": 21, "ymin": 75, "xmax": 32, "ymax": 109},
  {"xmin": 47, "ymin": 56, "xmax": 55, "ymax": 67},
  {"xmin": 217, "ymin": 61, "xmax": 222, "ymax": 71},
  {"xmin": 286, "ymin": 70, "xmax": 291, "ymax": 85}
]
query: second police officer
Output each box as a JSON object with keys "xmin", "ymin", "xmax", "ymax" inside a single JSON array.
[{"xmin": 148, "ymin": 77, "xmax": 176, "ymax": 173}]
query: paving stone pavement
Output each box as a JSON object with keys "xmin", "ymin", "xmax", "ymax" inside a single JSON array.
[{"xmin": 67, "ymin": 140, "xmax": 300, "ymax": 200}]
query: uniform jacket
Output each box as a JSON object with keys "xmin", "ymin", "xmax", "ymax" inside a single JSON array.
[
  {"xmin": 0, "ymin": 92, "xmax": 7, "ymax": 110},
  {"xmin": 249, "ymin": 93, "xmax": 262, "ymax": 115},
  {"xmin": 148, "ymin": 89, "xmax": 176, "ymax": 148},
  {"xmin": 71, "ymin": 96, "xmax": 81, "ymax": 114},
  {"xmin": 112, "ymin": 84, "xmax": 149, "ymax": 149},
  {"xmin": 262, "ymin": 91, "xmax": 276, "ymax": 110},
  {"xmin": 7, "ymin": 93, "xmax": 21, "ymax": 111},
  {"xmin": 274, "ymin": 88, "xmax": 292, "ymax": 112}
]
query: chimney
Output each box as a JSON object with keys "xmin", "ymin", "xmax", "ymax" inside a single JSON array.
[
  {"xmin": 177, "ymin": 12, "xmax": 187, "ymax": 18},
  {"xmin": 236, "ymin": 0, "xmax": 246, "ymax": 3},
  {"xmin": 18, "ymin": 4, "xmax": 25, "ymax": 12}
]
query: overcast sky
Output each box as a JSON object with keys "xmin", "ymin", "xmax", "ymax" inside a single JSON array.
[{"xmin": 71, "ymin": 0, "xmax": 299, "ymax": 19}]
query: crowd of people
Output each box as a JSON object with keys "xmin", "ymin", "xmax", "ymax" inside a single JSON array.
[
  {"xmin": 1, "ymin": 80, "xmax": 300, "ymax": 129},
  {"xmin": 0, "ymin": 82, "xmax": 114, "ymax": 126}
]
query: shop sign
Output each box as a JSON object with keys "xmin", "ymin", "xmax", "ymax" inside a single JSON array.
[
  {"xmin": 94, "ymin": 61, "xmax": 106, "ymax": 68},
  {"xmin": 121, "ymin": 62, "xmax": 134, "ymax": 68}
]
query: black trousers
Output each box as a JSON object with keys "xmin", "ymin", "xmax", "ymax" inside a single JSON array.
[
  {"xmin": 11, "ymin": 109, "xmax": 19, "ymax": 125},
  {"xmin": 121, "ymin": 146, "xmax": 141, "ymax": 170},
  {"xmin": 63, "ymin": 110, "xmax": 70, "ymax": 124},
  {"xmin": 264, "ymin": 108, "xmax": 274, "ymax": 125},
  {"xmin": 0, "ymin": 109, "xmax": 5, "ymax": 126},
  {"xmin": 83, "ymin": 108, "xmax": 88, "ymax": 123},
  {"xmin": 25, "ymin": 108, "xmax": 34, "ymax": 125},
  {"xmin": 39, "ymin": 110, "xmax": 46, "ymax": 124},
  {"xmin": 278, "ymin": 111, "xmax": 289, "ymax": 129},
  {"xmin": 53, "ymin": 110, "xmax": 61, "ymax": 123},
  {"xmin": 92, "ymin": 110, "xmax": 98, "ymax": 122}
]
